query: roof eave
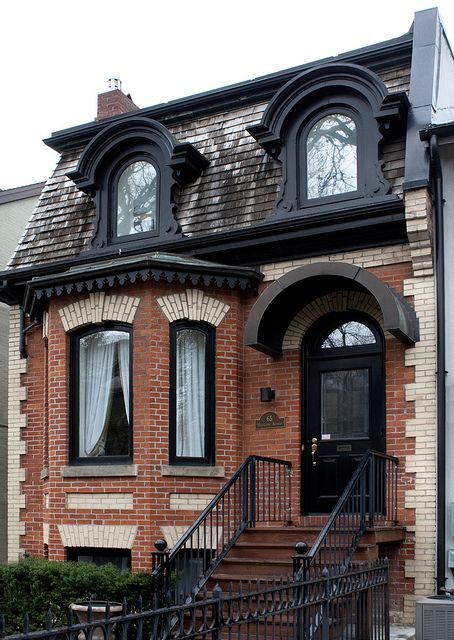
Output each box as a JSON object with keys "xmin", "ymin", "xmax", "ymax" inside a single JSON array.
[{"xmin": 44, "ymin": 33, "xmax": 413, "ymax": 153}]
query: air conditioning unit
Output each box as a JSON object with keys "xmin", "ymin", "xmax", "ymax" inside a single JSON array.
[{"xmin": 415, "ymin": 596, "xmax": 454, "ymax": 640}]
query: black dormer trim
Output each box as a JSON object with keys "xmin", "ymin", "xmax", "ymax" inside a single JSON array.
[
  {"xmin": 67, "ymin": 117, "xmax": 209, "ymax": 251},
  {"xmin": 248, "ymin": 63, "xmax": 409, "ymax": 221}
]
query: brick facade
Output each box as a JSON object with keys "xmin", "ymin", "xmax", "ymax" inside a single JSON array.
[
  {"xmin": 9, "ymin": 238, "xmax": 433, "ymax": 623},
  {"xmin": 5, "ymin": 14, "xmax": 448, "ymax": 626}
]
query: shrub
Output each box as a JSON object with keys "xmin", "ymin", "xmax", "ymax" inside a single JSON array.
[{"xmin": 0, "ymin": 558, "xmax": 155, "ymax": 635}]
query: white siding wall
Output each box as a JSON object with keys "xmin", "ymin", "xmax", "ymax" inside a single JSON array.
[{"xmin": 0, "ymin": 193, "xmax": 40, "ymax": 563}]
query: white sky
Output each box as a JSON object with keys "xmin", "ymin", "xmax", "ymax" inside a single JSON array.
[{"xmin": 1, "ymin": 0, "xmax": 454, "ymax": 190}]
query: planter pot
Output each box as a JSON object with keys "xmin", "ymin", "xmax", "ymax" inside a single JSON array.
[{"xmin": 70, "ymin": 601, "xmax": 123, "ymax": 640}]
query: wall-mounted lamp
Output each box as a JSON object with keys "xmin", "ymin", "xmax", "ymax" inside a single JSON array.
[{"xmin": 260, "ymin": 387, "xmax": 275, "ymax": 402}]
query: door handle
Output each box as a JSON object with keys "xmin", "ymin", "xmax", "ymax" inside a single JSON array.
[{"xmin": 311, "ymin": 438, "xmax": 318, "ymax": 467}]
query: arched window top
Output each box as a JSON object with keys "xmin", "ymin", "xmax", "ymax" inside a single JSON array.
[
  {"xmin": 309, "ymin": 313, "xmax": 382, "ymax": 355},
  {"xmin": 116, "ymin": 160, "xmax": 157, "ymax": 237},
  {"xmin": 306, "ymin": 113, "xmax": 357, "ymax": 200},
  {"xmin": 320, "ymin": 320, "xmax": 376, "ymax": 349}
]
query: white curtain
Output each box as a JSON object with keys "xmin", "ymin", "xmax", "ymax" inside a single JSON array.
[
  {"xmin": 117, "ymin": 336, "xmax": 130, "ymax": 422},
  {"xmin": 79, "ymin": 333, "xmax": 116, "ymax": 457},
  {"xmin": 176, "ymin": 329, "xmax": 205, "ymax": 458}
]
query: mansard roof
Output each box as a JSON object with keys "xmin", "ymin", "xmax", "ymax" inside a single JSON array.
[{"xmin": 3, "ymin": 22, "xmax": 432, "ymax": 277}]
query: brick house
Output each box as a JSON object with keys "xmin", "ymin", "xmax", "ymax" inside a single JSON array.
[{"xmin": 1, "ymin": 7, "xmax": 453, "ymax": 624}]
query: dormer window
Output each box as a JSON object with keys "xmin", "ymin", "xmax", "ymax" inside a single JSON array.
[
  {"xmin": 248, "ymin": 62, "xmax": 408, "ymax": 220},
  {"xmin": 115, "ymin": 160, "xmax": 157, "ymax": 238},
  {"xmin": 67, "ymin": 117, "xmax": 208, "ymax": 253},
  {"xmin": 306, "ymin": 113, "xmax": 357, "ymax": 200}
]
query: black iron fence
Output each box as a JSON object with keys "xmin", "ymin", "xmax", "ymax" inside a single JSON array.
[
  {"xmin": 152, "ymin": 455, "xmax": 292, "ymax": 601},
  {"xmin": 0, "ymin": 560, "xmax": 389, "ymax": 640}
]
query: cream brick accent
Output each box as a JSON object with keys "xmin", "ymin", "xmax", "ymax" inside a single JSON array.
[
  {"xmin": 8, "ymin": 306, "xmax": 27, "ymax": 562},
  {"xmin": 402, "ymin": 274, "xmax": 437, "ymax": 616},
  {"xmin": 161, "ymin": 525, "xmax": 222, "ymax": 550},
  {"xmin": 59, "ymin": 293, "xmax": 140, "ymax": 331},
  {"xmin": 66, "ymin": 493, "xmax": 134, "ymax": 510},
  {"xmin": 169, "ymin": 493, "xmax": 215, "ymax": 510},
  {"xmin": 156, "ymin": 290, "xmax": 230, "ymax": 326},
  {"xmin": 404, "ymin": 189, "xmax": 434, "ymax": 276},
  {"xmin": 43, "ymin": 523, "xmax": 49, "ymax": 545},
  {"xmin": 261, "ymin": 245, "xmax": 412, "ymax": 281},
  {"xmin": 57, "ymin": 524, "xmax": 138, "ymax": 549},
  {"xmin": 283, "ymin": 291, "xmax": 383, "ymax": 350}
]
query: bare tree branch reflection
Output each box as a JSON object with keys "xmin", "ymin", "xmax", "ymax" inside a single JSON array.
[
  {"xmin": 321, "ymin": 321, "xmax": 376, "ymax": 348},
  {"xmin": 307, "ymin": 114, "xmax": 357, "ymax": 199},
  {"xmin": 117, "ymin": 161, "xmax": 157, "ymax": 236}
]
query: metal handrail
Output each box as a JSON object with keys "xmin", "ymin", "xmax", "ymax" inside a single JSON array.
[
  {"xmin": 152, "ymin": 455, "xmax": 292, "ymax": 601},
  {"xmin": 298, "ymin": 449, "xmax": 398, "ymax": 576}
]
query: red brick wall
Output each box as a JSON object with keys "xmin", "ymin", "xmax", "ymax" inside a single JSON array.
[
  {"xmin": 19, "ymin": 262, "xmax": 416, "ymax": 614},
  {"xmin": 20, "ymin": 281, "xmax": 248, "ymax": 569}
]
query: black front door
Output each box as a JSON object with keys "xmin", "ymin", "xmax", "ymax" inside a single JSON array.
[{"xmin": 303, "ymin": 313, "xmax": 385, "ymax": 514}]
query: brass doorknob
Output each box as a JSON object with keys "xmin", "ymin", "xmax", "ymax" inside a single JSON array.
[{"xmin": 311, "ymin": 438, "xmax": 318, "ymax": 466}]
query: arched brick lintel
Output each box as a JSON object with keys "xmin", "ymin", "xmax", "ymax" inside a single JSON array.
[{"xmin": 59, "ymin": 292, "xmax": 140, "ymax": 332}]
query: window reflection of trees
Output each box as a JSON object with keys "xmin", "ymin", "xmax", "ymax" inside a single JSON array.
[
  {"xmin": 321, "ymin": 321, "xmax": 376, "ymax": 349},
  {"xmin": 116, "ymin": 161, "xmax": 157, "ymax": 236},
  {"xmin": 306, "ymin": 114, "xmax": 357, "ymax": 199}
]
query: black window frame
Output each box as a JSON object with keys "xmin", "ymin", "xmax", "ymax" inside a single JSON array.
[
  {"xmin": 66, "ymin": 117, "xmax": 209, "ymax": 257},
  {"xmin": 169, "ymin": 320, "xmax": 215, "ymax": 466},
  {"xmin": 247, "ymin": 63, "xmax": 408, "ymax": 224},
  {"xmin": 110, "ymin": 153, "xmax": 160, "ymax": 245},
  {"xmin": 69, "ymin": 323, "xmax": 133, "ymax": 466},
  {"xmin": 300, "ymin": 107, "xmax": 361, "ymax": 206}
]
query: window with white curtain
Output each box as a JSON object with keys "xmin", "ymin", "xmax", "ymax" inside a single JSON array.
[
  {"xmin": 71, "ymin": 327, "xmax": 131, "ymax": 462},
  {"xmin": 170, "ymin": 322, "xmax": 215, "ymax": 464}
]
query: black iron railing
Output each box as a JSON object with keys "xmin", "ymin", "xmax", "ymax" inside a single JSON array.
[
  {"xmin": 296, "ymin": 450, "xmax": 398, "ymax": 575},
  {"xmin": 152, "ymin": 455, "xmax": 292, "ymax": 601},
  {"xmin": 0, "ymin": 561, "xmax": 389, "ymax": 640}
]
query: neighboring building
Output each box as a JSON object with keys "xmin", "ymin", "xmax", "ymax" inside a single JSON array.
[
  {"xmin": 0, "ymin": 182, "xmax": 44, "ymax": 562},
  {"xmin": 1, "ymin": 8, "xmax": 453, "ymax": 624}
]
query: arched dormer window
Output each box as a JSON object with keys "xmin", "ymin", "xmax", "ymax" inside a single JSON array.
[
  {"xmin": 115, "ymin": 159, "xmax": 158, "ymax": 238},
  {"xmin": 67, "ymin": 117, "xmax": 209, "ymax": 253},
  {"xmin": 248, "ymin": 63, "xmax": 408, "ymax": 220},
  {"xmin": 306, "ymin": 112, "xmax": 357, "ymax": 200}
]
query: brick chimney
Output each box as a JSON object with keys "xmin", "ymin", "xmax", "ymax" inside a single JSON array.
[{"xmin": 96, "ymin": 78, "xmax": 139, "ymax": 120}]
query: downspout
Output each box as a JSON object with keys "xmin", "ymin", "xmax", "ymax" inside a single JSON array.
[{"xmin": 429, "ymin": 134, "xmax": 447, "ymax": 593}]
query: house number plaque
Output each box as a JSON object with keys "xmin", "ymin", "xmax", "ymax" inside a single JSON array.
[{"xmin": 256, "ymin": 412, "xmax": 285, "ymax": 429}]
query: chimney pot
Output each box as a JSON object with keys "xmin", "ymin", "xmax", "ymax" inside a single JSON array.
[{"xmin": 108, "ymin": 77, "xmax": 122, "ymax": 91}]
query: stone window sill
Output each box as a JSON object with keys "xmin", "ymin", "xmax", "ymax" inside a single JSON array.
[
  {"xmin": 161, "ymin": 465, "xmax": 225, "ymax": 478},
  {"xmin": 61, "ymin": 464, "xmax": 138, "ymax": 478}
]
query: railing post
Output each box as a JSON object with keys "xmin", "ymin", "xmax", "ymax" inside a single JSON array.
[
  {"xmin": 249, "ymin": 458, "xmax": 256, "ymax": 527},
  {"xmin": 151, "ymin": 539, "xmax": 170, "ymax": 606},
  {"xmin": 287, "ymin": 465, "xmax": 292, "ymax": 524},
  {"xmin": 369, "ymin": 454, "xmax": 376, "ymax": 528},
  {"xmin": 241, "ymin": 464, "xmax": 249, "ymax": 526},
  {"xmin": 211, "ymin": 584, "xmax": 223, "ymax": 640}
]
